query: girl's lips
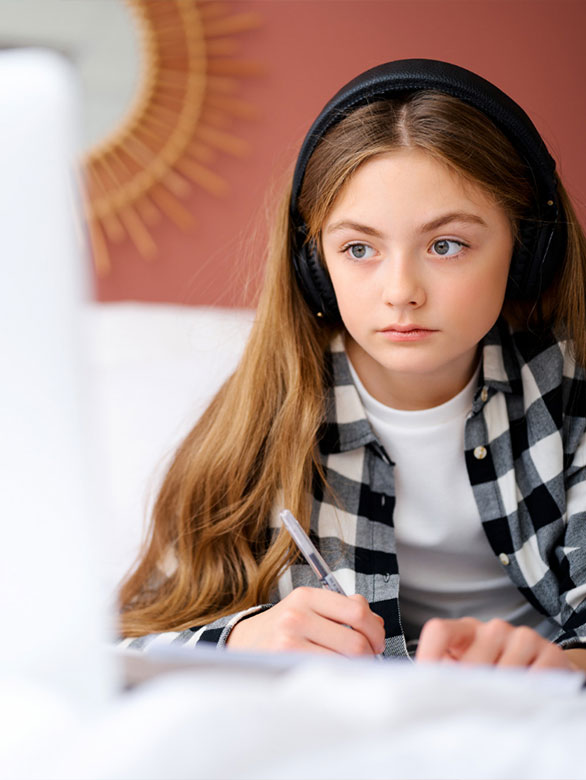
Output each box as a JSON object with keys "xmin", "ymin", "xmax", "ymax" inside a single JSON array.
[{"xmin": 379, "ymin": 327, "xmax": 437, "ymax": 342}]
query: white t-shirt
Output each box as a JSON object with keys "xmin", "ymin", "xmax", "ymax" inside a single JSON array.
[{"xmin": 348, "ymin": 361, "xmax": 548, "ymax": 641}]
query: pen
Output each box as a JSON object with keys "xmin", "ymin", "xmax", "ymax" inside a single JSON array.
[
  {"xmin": 280, "ymin": 509, "xmax": 385, "ymax": 659},
  {"xmin": 279, "ymin": 509, "xmax": 347, "ymax": 595}
]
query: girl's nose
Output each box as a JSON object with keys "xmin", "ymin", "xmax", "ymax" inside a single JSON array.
[{"xmin": 381, "ymin": 253, "xmax": 426, "ymax": 308}]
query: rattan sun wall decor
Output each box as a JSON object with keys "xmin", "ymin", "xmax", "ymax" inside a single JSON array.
[{"xmin": 82, "ymin": 0, "xmax": 262, "ymax": 275}]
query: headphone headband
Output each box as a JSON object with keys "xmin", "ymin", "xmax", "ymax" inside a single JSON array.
[{"xmin": 290, "ymin": 58, "xmax": 566, "ymax": 322}]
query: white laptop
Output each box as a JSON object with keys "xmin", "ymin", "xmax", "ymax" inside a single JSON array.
[{"xmin": 0, "ymin": 47, "xmax": 115, "ymax": 709}]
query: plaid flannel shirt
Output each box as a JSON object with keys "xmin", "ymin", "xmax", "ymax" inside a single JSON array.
[{"xmin": 122, "ymin": 318, "xmax": 586, "ymax": 657}]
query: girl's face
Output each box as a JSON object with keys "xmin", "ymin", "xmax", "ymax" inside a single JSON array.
[{"xmin": 321, "ymin": 148, "xmax": 514, "ymax": 410}]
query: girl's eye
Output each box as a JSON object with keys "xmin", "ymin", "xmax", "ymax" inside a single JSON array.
[
  {"xmin": 343, "ymin": 243, "xmax": 376, "ymax": 261},
  {"xmin": 430, "ymin": 239, "xmax": 466, "ymax": 257}
]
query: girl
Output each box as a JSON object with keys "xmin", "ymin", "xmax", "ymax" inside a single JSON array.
[{"xmin": 119, "ymin": 59, "xmax": 586, "ymax": 672}]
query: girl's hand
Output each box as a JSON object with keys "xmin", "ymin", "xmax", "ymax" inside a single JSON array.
[
  {"xmin": 226, "ymin": 587, "xmax": 386, "ymax": 656},
  {"xmin": 415, "ymin": 617, "xmax": 575, "ymax": 671}
]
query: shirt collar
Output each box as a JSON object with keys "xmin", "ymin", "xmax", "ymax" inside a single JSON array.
[
  {"xmin": 320, "ymin": 334, "xmax": 378, "ymax": 454},
  {"xmin": 479, "ymin": 317, "xmax": 521, "ymax": 395}
]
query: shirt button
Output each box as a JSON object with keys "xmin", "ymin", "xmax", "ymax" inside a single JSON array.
[
  {"xmin": 473, "ymin": 445, "xmax": 487, "ymax": 460},
  {"xmin": 499, "ymin": 553, "xmax": 510, "ymax": 566},
  {"xmin": 383, "ymin": 573, "xmax": 391, "ymax": 582},
  {"xmin": 481, "ymin": 386, "xmax": 489, "ymax": 403}
]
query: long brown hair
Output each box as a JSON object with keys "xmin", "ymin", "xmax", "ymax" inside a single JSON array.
[{"xmin": 119, "ymin": 91, "xmax": 586, "ymax": 637}]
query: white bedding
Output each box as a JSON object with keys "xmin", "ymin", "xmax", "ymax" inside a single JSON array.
[{"xmin": 4, "ymin": 650, "xmax": 585, "ymax": 779}]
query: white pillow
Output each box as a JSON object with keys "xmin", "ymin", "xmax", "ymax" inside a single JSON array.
[{"xmin": 85, "ymin": 302, "xmax": 254, "ymax": 596}]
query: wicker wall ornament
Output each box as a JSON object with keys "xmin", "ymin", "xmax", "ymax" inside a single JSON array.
[{"xmin": 82, "ymin": 0, "xmax": 262, "ymax": 275}]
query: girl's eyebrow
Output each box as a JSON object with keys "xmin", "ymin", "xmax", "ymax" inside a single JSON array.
[
  {"xmin": 325, "ymin": 211, "xmax": 488, "ymax": 237},
  {"xmin": 420, "ymin": 211, "xmax": 488, "ymax": 232},
  {"xmin": 325, "ymin": 220, "xmax": 384, "ymax": 237}
]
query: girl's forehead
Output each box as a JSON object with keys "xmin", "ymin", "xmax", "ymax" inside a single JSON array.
[{"xmin": 324, "ymin": 148, "xmax": 502, "ymax": 221}]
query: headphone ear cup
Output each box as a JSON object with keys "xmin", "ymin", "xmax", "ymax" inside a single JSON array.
[
  {"xmin": 506, "ymin": 219, "xmax": 564, "ymax": 299},
  {"xmin": 506, "ymin": 220, "xmax": 537, "ymax": 299},
  {"xmin": 292, "ymin": 237, "xmax": 340, "ymax": 323}
]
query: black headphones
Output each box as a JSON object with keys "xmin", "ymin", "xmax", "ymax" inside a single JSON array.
[{"xmin": 290, "ymin": 58, "xmax": 567, "ymax": 323}]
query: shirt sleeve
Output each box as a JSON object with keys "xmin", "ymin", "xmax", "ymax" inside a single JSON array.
[
  {"xmin": 554, "ymin": 430, "xmax": 586, "ymax": 649},
  {"xmin": 117, "ymin": 603, "xmax": 274, "ymax": 652}
]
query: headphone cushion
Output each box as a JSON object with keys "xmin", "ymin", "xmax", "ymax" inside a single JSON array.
[
  {"xmin": 507, "ymin": 219, "xmax": 565, "ymax": 299},
  {"xmin": 292, "ymin": 239, "xmax": 340, "ymax": 320}
]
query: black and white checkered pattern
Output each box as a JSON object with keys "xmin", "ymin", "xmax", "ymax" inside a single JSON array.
[{"xmin": 122, "ymin": 318, "xmax": 586, "ymax": 657}]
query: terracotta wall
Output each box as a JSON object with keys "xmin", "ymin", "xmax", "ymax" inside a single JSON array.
[{"xmin": 93, "ymin": 0, "xmax": 586, "ymax": 308}]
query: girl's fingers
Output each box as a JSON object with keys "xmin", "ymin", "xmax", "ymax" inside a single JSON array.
[
  {"xmin": 228, "ymin": 587, "xmax": 385, "ymax": 655},
  {"xmin": 457, "ymin": 619, "xmax": 511, "ymax": 666},
  {"xmin": 305, "ymin": 589, "xmax": 386, "ymax": 655},
  {"xmin": 416, "ymin": 617, "xmax": 576, "ymax": 672},
  {"xmin": 301, "ymin": 609, "xmax": 378, "ymax": 656},
  {"xmin": 495, "ymin": 626, "xmax": 542, "ymax": 667},
  {"xmin": 290, "ymin": 639, "xmax": 338, "ymax": 656},
  {"xmin": 530, "ymin": 641, "xmax": 574, "ymax": 671},
  {"xmin": 417, "ymin": 617, "xmax": 527, "ymax": 665},
  {"xmin": 344, "ymin": 593, "xmax": 386, "ymax": 654},
  {"xmin": 416, "ymin": 617, "xmax": 479, "ymax": 662}
]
